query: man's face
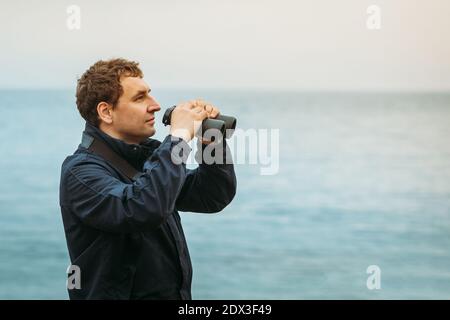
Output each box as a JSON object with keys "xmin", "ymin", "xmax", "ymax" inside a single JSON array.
[{"xmin": 111, "ymin": 76, "xmax": 161, "ymax": 144}]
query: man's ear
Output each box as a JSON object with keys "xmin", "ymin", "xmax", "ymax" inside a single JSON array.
[{"xmin": 97, "ymin": 102, "xmax": 114, "ymax": 124}]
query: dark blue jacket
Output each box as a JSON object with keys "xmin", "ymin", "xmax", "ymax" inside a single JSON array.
[{"xmin": 59, "ymin": 123, "xmax": 236, "ymax": 299}]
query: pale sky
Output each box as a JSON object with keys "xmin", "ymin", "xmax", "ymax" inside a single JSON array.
[{"xmin": 1, "ymin": 0, "xmax": 449, "ymax": 91}]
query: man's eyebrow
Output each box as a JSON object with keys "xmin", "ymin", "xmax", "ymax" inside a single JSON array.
[{"xmin": 131, "ymin": 88, "xmax": 151, "ymax": 100}]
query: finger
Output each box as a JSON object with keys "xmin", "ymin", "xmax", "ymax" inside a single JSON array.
[
  {"xmin": 194, "ymin": 99, "xmax": 206, "ymax": 108},
  {"xmin": 198, "ymin": 109, "xmax": 208, "ymax": 120},
  {"xmin": 210, "ymin": 107, "xmax": 220, "ymax": 118},
  {"xmin": 199, "ymin": 138, "xmax": 212, "ymax": 145},
  {"xmin": 193, "ymin": 106, "xmax": 204, "ymax": 113},
  {"xmin": 204, "ymin": 104, "xmax": 213, "ymax": 114},
  {"xmin": 187, "ymin": 100, "xmax": 198, "ymax": 109}
]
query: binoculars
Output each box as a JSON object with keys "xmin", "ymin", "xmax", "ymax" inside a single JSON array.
[{"xmin": 162, "ymin": 106, "xmax": 237, "ymax": 139}]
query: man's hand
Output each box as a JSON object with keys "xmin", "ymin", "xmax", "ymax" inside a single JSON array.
[
  {"xmin": 170, "ymin": 100, "xmax": 208, "ymax": 142},
  {"xmin": 203, "ymin": 103, "xmax": 220, "ymax": 119},
  {"xmin": 170, "ymin": 99, "xmax": 221, "ymax": 143},
  {"xmin": 195, "ymin": 100, "xmax": 221, "ymax": 145}
]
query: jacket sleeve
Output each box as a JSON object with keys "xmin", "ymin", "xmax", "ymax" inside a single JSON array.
[
  {"xmin": 61, "ymin": 135, "xmax": 191, "ymax": 233},
  {"xmin": 175, "ymin": 139, "xmax": 237, "ymax": 213}
]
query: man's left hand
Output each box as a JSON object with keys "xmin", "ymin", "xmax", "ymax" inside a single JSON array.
[{"xmin": 194, "ymin": 100, "xmax": 221, "ymax": 144}]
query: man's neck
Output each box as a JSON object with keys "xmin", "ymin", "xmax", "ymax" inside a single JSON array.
[{"xmin": 98, "ymin": 124, "xmax": 140, "ymax": 145}]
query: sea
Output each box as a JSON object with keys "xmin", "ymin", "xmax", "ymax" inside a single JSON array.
[{"xmin": 0, "ymin": 89, "xmax": 449, "ymax": 299}]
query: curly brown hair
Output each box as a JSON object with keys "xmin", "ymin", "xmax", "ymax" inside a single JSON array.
[{"xmin": 76, "ymin": 58, "xmax": 143, "ymax": 126}]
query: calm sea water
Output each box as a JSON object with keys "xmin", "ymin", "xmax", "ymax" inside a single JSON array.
[{"xmin": 0, "ymin": 89, "xmax": 449, "ymax": 299}]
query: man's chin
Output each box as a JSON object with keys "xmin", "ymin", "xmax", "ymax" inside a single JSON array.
[{"xmin": 144, "ymin": 127, "xmax": 156, "ymax": 138}]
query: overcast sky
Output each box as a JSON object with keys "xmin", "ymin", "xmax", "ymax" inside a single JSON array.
[{"xmin": 1, "ymin": 0, "xmax": 449, "ymax": 90}]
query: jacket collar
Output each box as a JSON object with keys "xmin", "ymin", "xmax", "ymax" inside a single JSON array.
[{"xmin": 81, "ymin": 122, "xmax": 161, "ymax": 171}]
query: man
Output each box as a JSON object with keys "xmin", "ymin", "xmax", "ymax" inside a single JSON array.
[{"xmin": 59, "ymin": 58, "xmax": 236, "ymax": 299}]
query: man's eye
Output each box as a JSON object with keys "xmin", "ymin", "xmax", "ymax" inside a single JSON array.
[{"xmin": 136, "ymin": 96, "xmax": 144, "ymax": 101}]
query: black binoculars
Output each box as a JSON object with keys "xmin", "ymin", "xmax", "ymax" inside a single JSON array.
[{"xmin": 162, "ymin": 106, "xmax": 237, "ymax": 139}]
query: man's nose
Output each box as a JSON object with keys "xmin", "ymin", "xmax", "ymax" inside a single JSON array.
[{"xmin": 148, "ymin": 96, "xmax": 161, "ymax": 112}]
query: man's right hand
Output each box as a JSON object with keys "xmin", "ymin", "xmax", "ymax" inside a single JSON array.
[{"xmin": 170, "ymin": 100, "xmax": 209, "ymax": 142}]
